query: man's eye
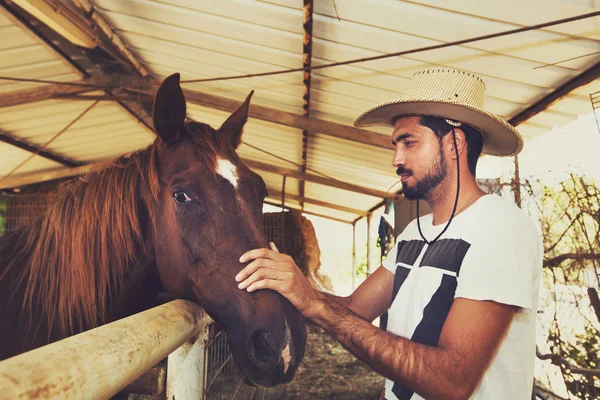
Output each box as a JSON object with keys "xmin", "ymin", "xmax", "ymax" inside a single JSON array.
[
  {"xmin": 405, "ymin": 140, "xmax": 415, "ymax": 147},
  {"xmin": 173, "ymin": 191, "xmax": 192, "ymax": 203}
]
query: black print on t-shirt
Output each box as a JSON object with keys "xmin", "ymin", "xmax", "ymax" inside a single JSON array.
[
  {"xmin": 390, "ymin": 238, "xmax": 471, "ymax": 400},
  {"xmin": 391, "ymin": 240, "xmax": 426, "ymax": 303}
]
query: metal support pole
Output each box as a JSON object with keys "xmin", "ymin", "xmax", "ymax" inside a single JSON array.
[
  {"xmin": 280, "ymin": 175, "xmax": 287, "ymax": 251},
  {"xmin": 366, "ymin": 212, "xmax": 372, "ymax": 277},
  {"xmin": 513, "ymin": 154, "xmax": 522, "ymax": 208},
  {"xmin": 352, "ymin": 221, "xmax": 356, "ymax": 291},
  {"xmin": 299, "ymin": 0, "xmax": 313, "ymax": 209}
]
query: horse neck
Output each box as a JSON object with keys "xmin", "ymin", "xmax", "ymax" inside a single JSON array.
[
  {"xmin": 0, "ymin": 211, "xmax": 160, "ymax": 357},
  {"xmin": 0, "ymin": 150, "xmax": 163, "ymax": 355}
]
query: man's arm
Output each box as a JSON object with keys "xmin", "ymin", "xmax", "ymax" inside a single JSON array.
[
  {"xmin": 236, "ymin": 245, "xmax": 517, "ymax": 400},
  {"xmin": 322, "ymin": 266, "xmax": 394, "ymax": 322},
  {"xmin": 310, "ymin": 295, "xmax": 516, "ymax": 400}
]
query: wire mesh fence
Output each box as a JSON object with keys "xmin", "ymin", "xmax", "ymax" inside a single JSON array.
[
  {"xmin": 0, "ymin": 192, "xmax": 57, "ymax": 236},
  {"xmin": 0, "ymin": 189, "xmax": 295, "ymax": 399},
  {"xmin": 203, "ymin": 324, "xmax": 287, "ymax": 400}
]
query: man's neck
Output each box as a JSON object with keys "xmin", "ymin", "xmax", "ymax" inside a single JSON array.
[{"xmin": 425, "ymin": 174, "xmax": 484, "ymax": 226}]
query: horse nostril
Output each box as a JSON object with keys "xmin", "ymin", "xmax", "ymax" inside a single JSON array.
[{"xmin": 251, "ymin": 331, "xmax": 278, "ymax": 367}]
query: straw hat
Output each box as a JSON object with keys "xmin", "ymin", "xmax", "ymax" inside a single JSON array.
[{"xmin": 354, "ymin": 68, "xmax": 523, "ymax": 156}]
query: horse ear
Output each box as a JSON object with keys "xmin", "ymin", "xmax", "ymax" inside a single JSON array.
[
  {"xmin": 152, "ymin": 73, "xmax": 186, "ymax": 145},
  {"xmin": 219, "ymin": 91, "xmax": 253, "ymax": 149}
]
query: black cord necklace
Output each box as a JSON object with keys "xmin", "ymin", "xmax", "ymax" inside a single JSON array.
[{"xmin": 416, "ymin": 128, "xmax": 461, "ymax": 245}]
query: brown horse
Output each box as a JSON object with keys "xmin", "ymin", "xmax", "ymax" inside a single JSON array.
[{"xmin": 0, "ymin": 74, "xmax": 306, "ymax": 388}]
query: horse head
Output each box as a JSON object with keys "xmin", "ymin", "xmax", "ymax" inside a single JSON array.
[{"xmin": 150, "ymin": 74, "xmax": 306, "ymax": 387}]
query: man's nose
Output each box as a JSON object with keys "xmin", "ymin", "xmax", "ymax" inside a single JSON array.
[{"xmin": 392, "ymin": 146, "xmax": 405, "ymax": 168}]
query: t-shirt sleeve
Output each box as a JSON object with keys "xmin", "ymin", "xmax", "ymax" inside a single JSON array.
[
  {"xmin": 382, "ymin": 237, "xmax": 399, "ymax": 273},
  {"xmin": 455, "ymin": 212, "xmax": 542, "ymax": 310}
]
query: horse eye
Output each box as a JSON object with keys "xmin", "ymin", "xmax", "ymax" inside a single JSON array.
[{"xmin": 173, "ymin": 191, "xmax": 191, "ymax": 203}]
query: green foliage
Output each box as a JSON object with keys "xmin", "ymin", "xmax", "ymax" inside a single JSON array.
[
  {"xmin": 554, "ymin": 326, "xmax": 600, "ymax": 399},
  {"xmin": 355, "ymin": 256, "xmax": 368, "ymax": 278},
  {"xmin": 526, "ymin": 173, "xmax": 600, "ymax": 398}
]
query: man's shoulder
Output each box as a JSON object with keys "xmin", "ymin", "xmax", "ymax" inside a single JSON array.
[{"xmin": 471, "ymin": 194, "xmax": 540, "ymax": 241}]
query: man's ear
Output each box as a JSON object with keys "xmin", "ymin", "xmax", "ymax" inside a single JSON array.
[
  {"xmin": 448, "ymin": 128, "xmax": 467, "ymax": 159},
  {"xmin": 152, "ymin": 73, "xmax": 186, "ymax": 145},
  {"xmin": 219, "ymin": 91, "xmax": 253, "ymax": 149}
]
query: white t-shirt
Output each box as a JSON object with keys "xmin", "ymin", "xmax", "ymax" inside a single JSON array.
[{"xmin": 381, "ymin": 194, "xmax": 542, "ymax": 400}]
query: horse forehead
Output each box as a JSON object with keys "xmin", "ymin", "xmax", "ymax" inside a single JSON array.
[{"xmin": 216, "ymin": 157, "xmax": 239, "ymax": 188}]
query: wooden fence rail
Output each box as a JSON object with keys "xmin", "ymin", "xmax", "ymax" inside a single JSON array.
[{"xmin": 0, "ymin": 300, "xmax": 212, "ymax": 400}]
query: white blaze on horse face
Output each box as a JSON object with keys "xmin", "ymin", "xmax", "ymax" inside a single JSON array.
[
  {"xmin": 216, "ymin": 157, "xmax": 238, "ymax": 188},
  {"xmin": 282, "ymin": 342, "xmax": 291, "ymax": 374},
  {"xmin": 281, "ymin": 319, "xmax": 291, "ymax": 374}
]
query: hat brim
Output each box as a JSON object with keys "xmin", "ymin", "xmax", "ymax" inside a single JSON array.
[{"xmin": 354, "ymin": 99, "xmax": 523, "ymax": 156}]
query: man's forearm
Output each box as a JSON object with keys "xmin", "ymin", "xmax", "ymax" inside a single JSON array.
[
  {"xmin": 322, "ymin": 292, "xmax": 351, "ymax": 308},
  {"xmin": 308, "ymin": 297, "xmax": 472, "ymax": 400}
]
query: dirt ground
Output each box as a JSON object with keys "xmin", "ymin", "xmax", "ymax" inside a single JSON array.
[{"xmin": 282, "ymin": 322, "xmax": 385, "ymax": 400}]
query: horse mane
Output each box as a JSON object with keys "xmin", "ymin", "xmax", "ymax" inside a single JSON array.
[
  {"xmin": 0, "ymin": 121, "xmax": 232, "ymax": 345},
  {"xmin": 0, "ymin": 146, "xmax": 161, "ymax": 341}
]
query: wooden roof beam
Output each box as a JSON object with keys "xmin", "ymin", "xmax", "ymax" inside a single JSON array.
[
  {"xmin": 60, "ymin": 0, "xmax": 149, "ymax": 77},
  {"xmin": 0, "ymin": 131, "xmax": 82, "ymax": 168},
  {"xmin": 53, "ymin": 80, "xmax": 391, "ymax": 150},
  {"xmin": 299, "ymin": 0, "xmax": 314, "ymax": 209},
  {"xmin": 0, "ymin": 157, "xmax": 397, "ymax": 201},
  {"xmin": 178, "ymin": 88, "xmax": 393, "ymax": 150},
  {"xmin": 242, "ymin": 158, "xmax": 397, "ymax": 200},
  {"xmin": 268, "ymin": 190, "xmax": 368, "ymax": 217},
  {"xmin": 263, "ymin": 200, "xmax": 352, "ymax": 224},
  {"xmin": 509, "ymin": 60, "xmax": 600, "ymax": 126},
  {"xmin": 0, "ymin": 77, "xmax": 112, "ymax": 108}
]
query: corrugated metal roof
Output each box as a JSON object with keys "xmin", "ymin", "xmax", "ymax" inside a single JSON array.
[
  {"xmin": 0, "ymin": 98, "xmax": 154, "ymax": 166},
  {"xmin": 0, "ymin": 142, "xmax": 63, "ymax": 176},
  {"xmin": 2, "ymin": 0, "xmax": 600, "ymax": 222},
  {"xmin": 93, "ymin": 0, "xmax": 600, "ymax": 140},
  {"xmin": 0, "ymin": 6, "xmax": 81, "ymax": 93}
]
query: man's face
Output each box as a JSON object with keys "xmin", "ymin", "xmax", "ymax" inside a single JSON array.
[{"xmin": 391, "ymin": 116, "xmax": 448, "ymax": 200}]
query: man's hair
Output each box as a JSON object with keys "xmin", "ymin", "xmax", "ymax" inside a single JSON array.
[{"xmin": 418, "ymin": 115, "xmax": 483, "ymax": 176}]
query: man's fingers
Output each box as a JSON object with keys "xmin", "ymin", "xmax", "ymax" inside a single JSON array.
[
  {"xmin": 239, "ymin": 246, "xmax": 286, "ymax": 263},
  {"xmin": 238, "ymin": 268, "xmax": 286, "ymax": 290},
  {"xmin": 246, "ymin": 278, "xmax": 280, "ymax": 293},
  {"xmin": 269, "ymin": 241, "xmax": 280, "ymax": 252},
  {"xmin": 236, "ymin": 259, "xmax": 272, "ymax": 282},
  {"xmin": 239, "ymin": 248, "xmax": 271, "ymax": 263}
]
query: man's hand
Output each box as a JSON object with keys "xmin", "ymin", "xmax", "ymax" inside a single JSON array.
[{"xmin": 236, "ymin": 242, "xmax": 325, "ymax": 318}]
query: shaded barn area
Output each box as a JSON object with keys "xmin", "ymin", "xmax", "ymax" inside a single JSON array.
[
  {"xmin": 0, "ymin": 182, "xmax": 384, "ymax": 399},
  {"xmin": 2, "ymin": 1, "xmax": 600, "ymax": 399}
]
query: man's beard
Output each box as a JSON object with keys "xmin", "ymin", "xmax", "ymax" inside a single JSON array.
[{"xmin": 399, "ymin": 147, "xmax": 447, "ymax": 200}]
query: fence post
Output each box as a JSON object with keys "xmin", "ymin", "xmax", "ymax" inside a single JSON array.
[
  {"xmin": 166, "ymin": 323, "xmax": 211, "ymax": 400},
  {"xmin": 0, "ymin": 300, "xmax": 210, "ymax": 400}
]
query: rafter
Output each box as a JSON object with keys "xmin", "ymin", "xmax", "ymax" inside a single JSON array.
[
  {"xmin": 243, "ymin": 159, "xmax": 396, "ymax": 200},
  {"xmin": 299, "ymin": 0, "xmax": 314, "ymax": 209},
  {"xmin": 61, "ymin": 0, "xmax": 149, "ymax": 77},
  {"xmin": 264, "ymin": 200, "xmax": 352, "ymax": 224},
  {"xmin": 0, "ymin": 77, "xmax": 111, "ymax": 108},
  {"xmin": 268, "ymin": 190, "xmax": 367, "ymax": 217},
  {"xmin": 0, "ymin": 130, "xmax": 81, "ymax": 168},
  {"xmin": 179, "ymin": 87, "xmax": 393, "ymax": 150},
  {"xmin": 509, "ymin": 60, "xmax": 600, "ymax": 126}
]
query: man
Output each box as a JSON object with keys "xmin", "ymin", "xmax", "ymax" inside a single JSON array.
[{"xmin": 236, "ymin": 68, "xmax": 542, "ymax": 399}]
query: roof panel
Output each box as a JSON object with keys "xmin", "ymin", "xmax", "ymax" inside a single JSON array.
[
  {"xmin": 0, "ymin": 7, "xmax": 80, "ymax": 93},
  {"xmin": 0, "ymin": 143, "xmax": 63, "ymax": 176},
  {"xmin": 2, "ymin": 0, "xmax": 599, "ymax": 220}
]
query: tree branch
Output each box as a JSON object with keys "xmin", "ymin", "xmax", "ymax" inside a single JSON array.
[
  {"xmin": 544, "ymin": 253, "xmax": 600, "ymax": 269},
  {"xmin": 544, "ymin": 211, "xmax": 583, "ymax": 254},
  {"xmin": 536, "ymin": 347, "xmax": 600, "ymax": 377},
  {"xmin": 533, "ymin": 383, "xmax": 569, "ymax": 400},
  {"xmin": 588, "ymin": 287, "xmax": 600, "ymax": 325}
]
